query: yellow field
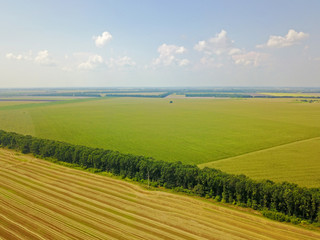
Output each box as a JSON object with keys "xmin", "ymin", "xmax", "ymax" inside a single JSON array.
[
  {"xmin": 0, "ymin": 149, "xmax": 320, "ymax": 240},
  {"xmin": 259, "ymin": 92, "xmax": 320, "ymax": 97}
]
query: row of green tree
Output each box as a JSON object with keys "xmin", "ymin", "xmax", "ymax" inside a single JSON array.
[
  {"xmin": 0, "ymin": 129, "xmax": 319, "ymax": 223},
  {"xmin": 185, "ymin": 93, "xmax": 320, "ymax": 99},
  {"xmin": 106, "ymin": 92, "xmax": 171, "ymax": 98},
  {"xmin": 32, "ymin": 92, "xmax": 102, "ymax": 97},
  {"xmin": 185, "ymin": 93, "xmax": 253, "ymax": 98}
]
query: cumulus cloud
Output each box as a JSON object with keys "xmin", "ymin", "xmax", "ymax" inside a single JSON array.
[
  {"xmin": 34, "ymin": 50, "xmax": 56, "ymax": 66},
  {"xmin": 232, "ymin": 51, "xmax": 268, "ymax": 66},
  {"xmin": 93, "ymin": 31, "xmax": 112, "ymax": 47},
  {"xmin": 194, "ymin": 30, "xmax": 269, "ymax": 67},
  {"xmin": 106, "ymin": 56, "xmax": 136, "ymax": 68},
  {"xmin": 199, "ymin": 56, "xmax": 223, "ymax": 68},
  {"xmin": 153, "ymin": 44, "xmax": 188, "ymax": 66},
  {"xmin": 5, "ymin": 52, "xmax": 32, "ymax": 61},
  {"xmin": 6, "ymin": 50, "xmax": 56, "ymax": 66},
  {"xmin": 179, "ymin": 58, "xmax": 190, "ymax": 66},
  {"xmin": 194, "ymin": 30, "xmax": 241, "ymax": 56},
  {"xmin": 257, "ymin": 29, "xmax": 309, "ymax": 48},
  {"xmin": 78, "ymin": 54, "xmax": 103, "ymax": 70}
]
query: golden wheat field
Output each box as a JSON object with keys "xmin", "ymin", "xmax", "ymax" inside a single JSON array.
[{"xmin": 0, "ymin": 148, "xmax": 320, "ymax": 240}]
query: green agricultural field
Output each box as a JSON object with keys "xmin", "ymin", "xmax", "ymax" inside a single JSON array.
[
  {"xmin": 200, "ymin": 137, "xmax": 320, "ymax": 188},
  {"xmin": 0, "ymin": 101, "xmax": 35, "ymax": 107},
  {"xmin": 0, "ymin": 100, "xmax": 53, "ymax": 107},
  {"xmin": 0, "ymin": 97, "xmax": 320, "ymax": 186}
]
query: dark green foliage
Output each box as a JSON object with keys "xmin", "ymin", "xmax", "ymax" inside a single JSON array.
[
  {"xmin": 185, "ymin": 93, "xmax": 253, "ymax": 98},
  {"xmin": 261, "ymin": 210, "xmax": 302, "ymax": 224},
  {"xmin": 0, "ymin": 129, "xmax": 319, "ymax": 223},
  {"xmin": 106, "ymin": 92, "xmax": 171, "ymax": 98},
  {"xmin": 31, "ymin": 92, "xmax": 101, "ymax": 97}
]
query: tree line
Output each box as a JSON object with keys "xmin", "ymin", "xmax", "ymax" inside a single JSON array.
[
  {"xmin": 185, "ymin": 93, "xmax": 253, "ymax": 98},
  {"xmin": 185, "ymin": 93, "xmax": 320, "ymax": 99},
  {"xmin": 0, "ymin": 129, "xmax": 319, "ymax": 224},
  {"xmin": 106, "ymin": 92, "xmax": 171, "ymax": 98}
]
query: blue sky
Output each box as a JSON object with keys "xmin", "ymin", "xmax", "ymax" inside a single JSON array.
[{"xmin": 1, "ymin": 0, "xmax": 319, "ymax": 88}]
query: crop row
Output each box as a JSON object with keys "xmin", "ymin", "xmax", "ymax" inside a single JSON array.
[{"xmin": 1, "ymin": 149, "xmax": 320, "ymax": 239}]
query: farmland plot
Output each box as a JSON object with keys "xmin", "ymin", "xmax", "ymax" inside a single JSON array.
[{"xmin": 0, "ymin": 148, "xmax": 320, "ymax": 240}]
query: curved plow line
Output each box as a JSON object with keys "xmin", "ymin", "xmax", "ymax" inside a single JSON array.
[
  {"xmin": 19, "ymin": 162, "xmax": 173, "ymax": 211},
  {"xmin": 0, "ymin": 212, "xmax": 46, "ymax": 240},
  {"xmin": 0, "ymin": 183, "xmax": 158, "ymax": 240},
  {"xmin": 23, "ymin": 154, "xmax": 150, "ymax": 193},
  {"xmin": 4, "ymin": 163, "xmax": 247, "ymax": 239},
  {"xmin": 0, "ymin": 155, "xmax": 35, "ymax": 170},
  {"xmin": 0, "ymin": 224, "xmax": 24, "ymax": 240},
  {"xmin": 2, "ymin": 162, "xmax": 296, "ymax": 240},
  {"xmin": 18, "ymin": 159, "xmax": 218, "ymax": 216},
  {"xmin": 2, "ymin": 152, "xmax": 320, "ymax": 239},
  {"xmin": 28, "ymin": 157, "xmax": 149, "ymax": 195},
  {"xmin": 29, "ymin": 163, "xmax": 320, "ymax": 239},
  {"xmin": 0, "ymin": 203, "xmax": 68, "ymax": 240},
  {"xmin": 5, "ymin": 159, "xmax": 314, "ymax": 240},
  {"xmin": 1, "ymin": 164, "xmax": 205, "ymax": 240},
  {"xmin": 10, "ymin": 163, "xmax": 302, "ymax": 240},
  {"xmin": 0, "ymin": 183, "xmax": 126, "ymax": 240},
  {"xmin": 0, "ymin": 198, "xmax": 82, "ymax": 240},
  {"xmin": 1, "ymin": 194, "xmax": 143, "ymax": 240},
  {"xmin": 3, "ymin": 172, "xmax": 199, "ymax": 240},
  {"xmin": 17, "ymin": 161, "xmax": 145, "ymax": 204},
  {"xmin": 15, "ymin": 165, "xmax": 268, "ymax": 239},
  {"xmin": 0, "ymin": 171, "xmax": 195, "ymax": 240}
]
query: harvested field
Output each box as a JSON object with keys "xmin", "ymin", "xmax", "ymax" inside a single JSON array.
[{"xmin": 0, "ymin": 148, "xmax": 320, "ymax": 240}]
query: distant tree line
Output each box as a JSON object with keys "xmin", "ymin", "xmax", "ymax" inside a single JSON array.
[
  {"xmin": 32, "ymin": 92, "xmax": 102, "ymax": 97},
  {"xmin": 0, "ymin": 129, "xmax": 319, "ymax": 224},
  {"xmin": 185, "ymin": 93, "xmax": 320, "ymax": 99},
  {"xmin": 106, "ymin": 92, "xmax": 172, "ymax": 98},
  {"xmin": 185, "ymin": 93, "xmax": 253, "ymax": 98},
  {"xmin": 31, "ymin": 92, "xmax": 172, "ymax": 98}
]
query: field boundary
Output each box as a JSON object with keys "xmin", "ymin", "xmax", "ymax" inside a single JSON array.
[{"xmin": 199, "ymin": 136, "xmax": 320, "ymax": 167}]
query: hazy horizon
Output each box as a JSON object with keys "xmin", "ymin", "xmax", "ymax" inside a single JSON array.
[{"xmin": 1, "ymin": 0, "xmax": 320, "ymax": 88}]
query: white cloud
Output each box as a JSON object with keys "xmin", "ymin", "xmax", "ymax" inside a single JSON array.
[
  {"xmin": 194, "ymin": 30, "xmax": 269, "ymax": 68},
  {"xmin": 257, "ymin": 29, "xmax": 309, "ymax": 48},
  {"xmin": 93, "ymin": 31, "xmax": 112, "ymax": 47},
  {"xmin": 194, "ymin": 30, "xmax": 241, "ymax": 56},
  {"xmin": 6, "ymin": 50, "xmax": 55, "ymax": 66},
  {"xmin": 153, "ymin": 44, "xmax": 188, "ymax": 66},
  {"xmin": 198, "ymin": 56, "xmax": 223, "ymax": 68},
  {"xmin": 78, "ymin": 54, "xmax": 103, "ymax": 70},
  {"xmin": 106, "ymin": 56, "xmax": 136, "ymax": 68},
  {"xmin": 61, "ymin": 67, "xmax": 73, "ymax": 72},
  {"xmin": 5, "ymin": 52, "xmax": 32, "ymax": 61},
  {"xmin": 179, "ymin": 58, "xmax": 190, "ymax": 66},
  {"xmin": 232, "ymin": 51, "xmax": 268, "ymax": 66},
  {"xmin": 34, "ymin": 50, "xmax": 56, "ymax": 66}
]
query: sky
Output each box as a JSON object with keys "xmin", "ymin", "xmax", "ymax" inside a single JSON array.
[{"xmin": 1, "ymin": 0, "xmax": 320, "ymax": 88}]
